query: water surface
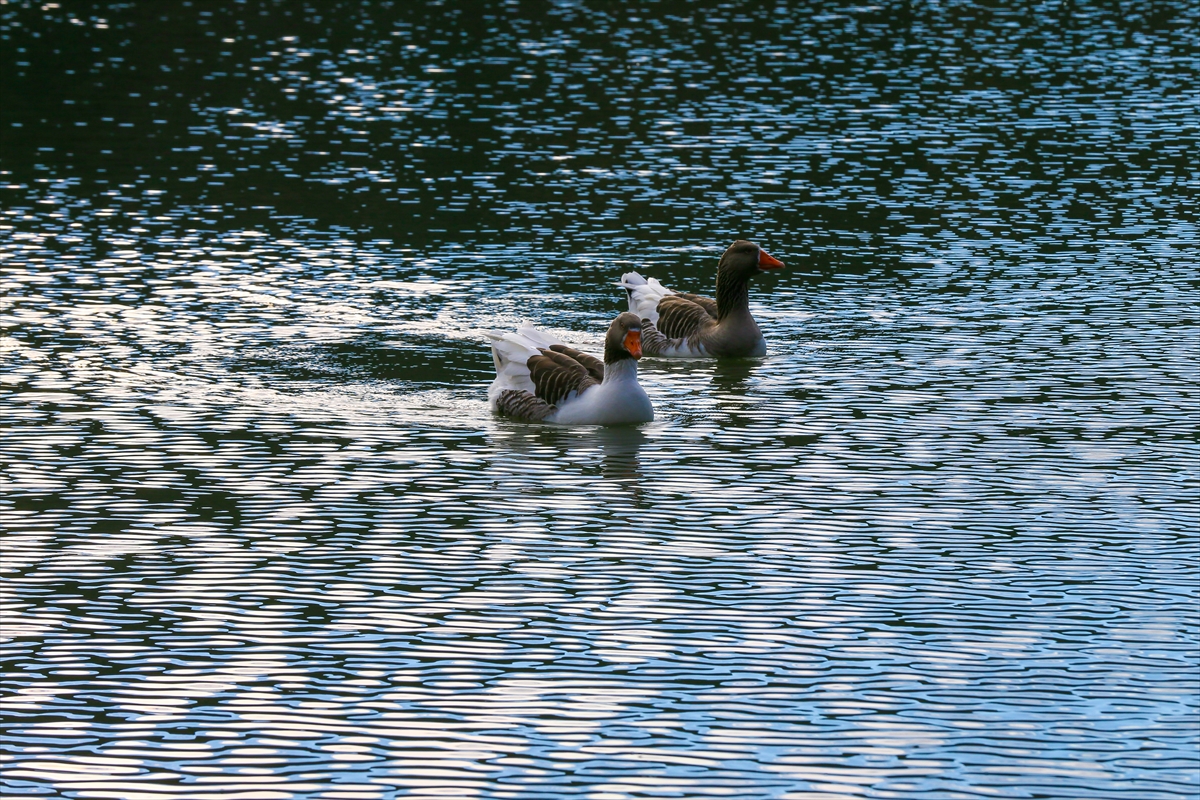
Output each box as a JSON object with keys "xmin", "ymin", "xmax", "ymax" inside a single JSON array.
[{"xmin": 2, "ymin": 1, "xmax": 1198, "ymax": 798}]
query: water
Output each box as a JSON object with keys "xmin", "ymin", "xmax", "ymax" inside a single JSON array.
[{"xmin": 2, "ymin": 1, "xmax": 1198, "ymax": 798}]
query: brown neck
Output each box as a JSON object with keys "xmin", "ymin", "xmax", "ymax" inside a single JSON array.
[{"xmin": 715, "ymin": 270, "xmax": 752, "ymax": 322}]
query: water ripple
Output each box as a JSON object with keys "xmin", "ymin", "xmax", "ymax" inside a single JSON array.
[{"xmin": 3, "ymin": 1, "xmax": 1199, "ymax": 798}]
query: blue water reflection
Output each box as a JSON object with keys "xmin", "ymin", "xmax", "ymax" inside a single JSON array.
[{"xmin": 2, "ymin": 1, "xmax": 1198, "ymax": 798}]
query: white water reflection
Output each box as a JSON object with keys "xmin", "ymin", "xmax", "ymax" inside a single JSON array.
[{"xmin": 3, "ymin": 1, "xmax": 1199, "ymax": 799}]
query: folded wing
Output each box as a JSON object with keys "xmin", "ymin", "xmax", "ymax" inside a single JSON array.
[
  {"xmin": 528, "ymin": 348, "xmax": 599, "ymax": 406},
  {"xmin": 655, "ymin": 295, "xmax": 718, "ymax": 340},
  {"xmin": 671, "ymin": 291, "xmax": 718, "ymax": 319},
  {"xmin": 546, "ymin": 344, "xmax": 604, "ymax": 383},
  {"xmin": 494, "ymin": 388, "xmax": 556, "ymax": 422}
]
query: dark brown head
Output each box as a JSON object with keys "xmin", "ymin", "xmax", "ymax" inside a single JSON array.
[
  {"xmin": 605, "ymin": 311, "xmax": 643, "ymax": 363},
  {"xmin": 717, "ymin": 239, "xmax": 786, "ymax": 283}
]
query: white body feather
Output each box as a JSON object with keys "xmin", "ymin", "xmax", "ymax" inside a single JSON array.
[
  {"xmin": 486, "ymin": 325, "xmax": 554, "ymax": 404},
  {"xmin": 486, "ymin": 325, "xmax": 653, "ymax": 425},
  {"xmin": 619, "ymin": 271, "xmax": 673, "ymax": 325},
  {"xmin": 656, "ymin": 338, "xmax": 713, "ymax": 358}
]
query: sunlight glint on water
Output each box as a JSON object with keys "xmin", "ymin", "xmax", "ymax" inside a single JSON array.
[{"xmin": 2, "ymin": 1, "xmax": 1198, "ymax": 798}]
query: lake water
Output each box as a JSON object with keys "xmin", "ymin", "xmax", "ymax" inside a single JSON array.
[{"xmin": 2, "ymin": 2, "xmax": 1198, "ymax": 798}]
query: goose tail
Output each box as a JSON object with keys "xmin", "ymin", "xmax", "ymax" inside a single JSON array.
[
  {"xmin": 618, "ymin": 271, "xmax": 671, "ymax": 324},
  {"xmin": 485, "ymin": 324, "xmax": 562, "ymax": 407}
]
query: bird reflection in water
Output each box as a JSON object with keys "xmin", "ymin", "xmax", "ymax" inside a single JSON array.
[
  {"xmin": 589, "ymin": 425, "xmax": 647, "ymax": 488},
  {"xmin": 489, "ymin": 424, "xmax": 648, "ymax": 503},
  {"xmin": 708, "ymin": 358, "xmax": 765, "ymax": 426},
  {"xmin": 710, "ymin": 358, "xmax": 760, "ymax": 395}
]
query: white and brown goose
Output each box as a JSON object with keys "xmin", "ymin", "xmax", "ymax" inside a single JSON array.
[
  {"xmin": 619, "ymin": 239, "xmax": 785, "ymax": 358},
  {"xmin": 486, "ymin": 312, "xmax": 653, "ymax": 425}
]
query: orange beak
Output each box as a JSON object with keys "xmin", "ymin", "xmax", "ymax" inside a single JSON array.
[
  {"xmin": 624, "ymin": 329, "xmax": 642, "ymax": 360},
  {"xmin": 758, "ymin": 248, "xmax": 785, "ymax": 269}
]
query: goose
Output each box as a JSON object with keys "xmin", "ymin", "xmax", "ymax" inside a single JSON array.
[
  {"xmin": 486, "ymin": 312, "xmax": 653, "ymax": 425},
  {"xmin": 618, "ymin": 239, "xmax": 785, "ymax": 358}
]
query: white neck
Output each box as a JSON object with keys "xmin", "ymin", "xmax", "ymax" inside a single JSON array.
[{"xmin": 601, "ymin": 357, "xmax": 640, "ymax": 385}]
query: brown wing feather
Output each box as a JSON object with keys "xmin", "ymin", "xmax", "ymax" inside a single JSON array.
[
  {"xmin": 655, "ymin": 295, "xmax": 718, "ymax": 340},
  {"xmin": 639, "ymin": 320, "xmax": 673, "ymax": 356},
  {"xmin": 496, "ymin": 389, "xmax": 556, "ymax": 421},
  {"xmin": 548, "ymin": 344, "xmax": 604, "ymax": 382},
  {"xmin": 527, "ymin": 350, "xmax": 598, "ymax": 406},
  {"xmin": 671, "ymin": 292, "xmax": 718, "ymax": 319}
]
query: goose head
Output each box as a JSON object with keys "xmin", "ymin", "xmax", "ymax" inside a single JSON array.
[
  {"xmin": 718, "ymin": 239, "xmax": 786, "ymax": 283},
  {"xmin": 605, "ymin": 311, "xmax": 643, "ymax": 362}
]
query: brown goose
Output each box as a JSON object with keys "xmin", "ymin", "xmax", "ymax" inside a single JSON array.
[
  {"xmin": 486, "ymin": 312, "xmax": 653, "ymax": 425},
  {"xmin": 618, "ymin": 239, "xmax": 785, "ymax": 357}
]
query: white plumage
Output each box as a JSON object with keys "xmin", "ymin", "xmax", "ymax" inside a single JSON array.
[{"xmin": 618, "ymin": 272, "xmax": 673, "ymax": 325}]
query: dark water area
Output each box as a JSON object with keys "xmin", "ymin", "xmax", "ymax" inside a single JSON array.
[{"xmin": 2, "ymin": 1, "xmax": 1198, "ymax": 798}]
